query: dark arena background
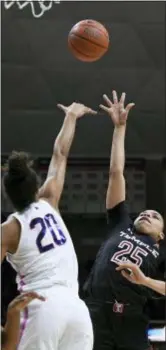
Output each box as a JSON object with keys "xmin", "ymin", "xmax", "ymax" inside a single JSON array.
[{"xmin": 1, "ymin": 1, "xmax": 166, "ymax": 349}]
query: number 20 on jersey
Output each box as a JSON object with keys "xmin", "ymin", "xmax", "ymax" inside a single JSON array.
[{"xmin": 30, "ymin": 213, "xmax": 66, "ymax": 254}]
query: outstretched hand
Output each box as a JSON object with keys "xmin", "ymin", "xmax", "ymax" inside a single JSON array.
[
  {"xmin": 100, "ymin": 90, "xmax": 135, "ymax": 126},
  {"xmin": 116, "ymin": 261, "xmax": 146, "ymax": 285},
  {"xmin": 57, "ymin": 102, "xmax": 97, "ymax": 119}
]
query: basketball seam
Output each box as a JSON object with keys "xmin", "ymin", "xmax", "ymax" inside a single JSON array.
[
  {"xmin": 69, "ymin": 41, "xmax": 98, "ymax": 59},
  {"xmin": 72, "ymin": 22, "xmax": 109, "ymax": 40},
  {"xmin": 70, "ymin": 32, "xmax": 108, "ymax": 49},
  {"xmin": 83, "ymin": 23, "xmax": 109, "ymax": 39}
]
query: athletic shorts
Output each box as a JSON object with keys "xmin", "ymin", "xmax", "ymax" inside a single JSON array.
[
  {"xmin": 85, "ymin": 299, "xmax": 150, "ymax": 350},
  {"xmin": 18, "ymin": 286, "xmax": 93, "ymax": 350}
]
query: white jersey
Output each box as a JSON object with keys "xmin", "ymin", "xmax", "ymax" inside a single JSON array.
[{"xmin": 7, "ymin": 199, "xmax": 79, "ymax": 294}]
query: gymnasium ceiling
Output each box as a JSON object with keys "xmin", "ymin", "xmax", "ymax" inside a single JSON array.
[{"xmin": 1, "ymin": 1, "xmax": 166, "ymax": 158}]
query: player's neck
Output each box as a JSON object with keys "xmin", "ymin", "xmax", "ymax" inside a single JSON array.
[{"xmin": 133, "ymin": 227, "xmax": 157, "ymax": 244}]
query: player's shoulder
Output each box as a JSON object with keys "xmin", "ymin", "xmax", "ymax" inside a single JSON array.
[
  {"xmin": 1, "ymin": 216, "xmax": 20, "ymax": 252},
  {"xmin": 31, "ymin": 200, "xmax": 64, "ymax": 228},
  {"xmin": 107, "ymin": 201, "xmax": 129, "ymax": 218},
  {"xmin": 39, "ymin": 198, "xmax": 62, "ymax": 216},
  {"xmin": 2, "ymin": 214, "xmax": 19, "ymax": 230},
  {"xmin": 107, "ymin": 201, "xmax": 132, "ymax": 230}
]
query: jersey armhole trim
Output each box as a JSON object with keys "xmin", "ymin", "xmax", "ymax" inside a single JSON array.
[{"xmin": 7, "ymin": 215, "xmax": 23, "ymax": 257}]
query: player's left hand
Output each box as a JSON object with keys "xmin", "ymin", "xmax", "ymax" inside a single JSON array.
[
  {"xmin": 8, "ymin": 292, "xmax": 45, "ymax": 313},
  {"xmin": 57, "ymin": 102, "xmax": 97, "ymax": 119},
  {"xmin": 116, "ymin": 261, "xmax": 146, "ymax": 285},
  {"xmin": 99, "ymin": 90, "xmax": 135, "ymax": 126}
]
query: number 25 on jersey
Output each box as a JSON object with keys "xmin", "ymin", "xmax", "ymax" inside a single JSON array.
[
  {"xmin": 111, "ymin": 240, "xmax": 148, "ymax": 267},
  {"xmin": 30, "ymin": 213, "xmax": 66, "ymax": 254}
]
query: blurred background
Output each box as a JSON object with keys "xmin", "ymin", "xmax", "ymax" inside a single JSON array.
[{"xmin": 1, "ymin": 1, "xmax": 166, "ymax": 348}]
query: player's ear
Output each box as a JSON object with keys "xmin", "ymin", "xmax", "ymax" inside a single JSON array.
[{"xmin": 158, "ymin": 232, "xmax": 164, "ymax": 240}]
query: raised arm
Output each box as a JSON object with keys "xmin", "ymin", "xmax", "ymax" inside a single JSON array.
[
  {"xmin": 39, "ymin": 103, "xmax": 96, "ymax": 208},
  {"xmin": 100, "ymin": 91, "xmax": 135, "ymax": 209}
]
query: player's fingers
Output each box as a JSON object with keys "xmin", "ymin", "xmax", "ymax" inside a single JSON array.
[
  {"xmin": 116, "ymin": 266, "xmax": 124, "ymax": 271},
  {"xmin": 20, "ymin": 299, "xmax": 29, "ymax": 306},
  {"xmin": 22, "ymin": 292, "xmax": 45, "ymax": 302},
  {"xmin": 112, "ymin": 90, "xmax": 118, "ymax": 104},
  {"xmin": 103, "ymin": 94, "xmax": 112, "ymax": 107},
  {"xmin": 36, "ymin": 295, "xmax": 46, "ymax": 301},
  {"xmin": 121, "ymin": 270, "xmax": 133, "ymax": 282},
  {"xmin": 18, "ymin": 298, "xmax": 36, "ymax": 309},
  {"xmin": 12, "ymin": 297, "xmax": 28, "ymax": 307},
  {"xmin": 86, "ymin": 108, "xmax": 97, "ymax": 115},
  {"xmin": 14, "ymin": 298, "xmax": 29, "ymax": 310},
  {"xmin": 22, "ymin": 292, "xmax": 39, "ymax": 299},
  {"xmin": 99, "ymin": 104, "xmax": 110, "ymax": 113},
  {"xmin": 19, "ymin": 297, "xmax": 41, "ymax": 308},
  {"xmin": 16, "ymin": 297, "xmax": 27, "ymax": 304},
  {"xmin": 27, "ymin": 292, "xmax": 45, "ymax": 301},
  {"xmin": 119, "ymin": 92, "xmax": 126, "ymax": 106},
  {"xmin": 57, "ymin": 104, "xmax": 67, "ymax": 112},
  {"xmin": 116, "ymin": 266, "xmax": 132, "ymax": 272},
  {"xmin": 19, "ymin": 296, "xmax": 34, "ymax": 305},
  {"xmin": 116, "ymin": 262, "xmax": 134, "ymax": 271},
  {"xmin": 15, "ymin": 295, "xmax": 24, "ymax": 301},
  {"xmin": 125, "ymin": 103, "xmax": 135, "ymax": 114}
]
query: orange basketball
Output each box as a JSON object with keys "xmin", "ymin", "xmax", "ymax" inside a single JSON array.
[{"xmin": 68, "ymin": 19, "xmax": 110, "ymax": 62}]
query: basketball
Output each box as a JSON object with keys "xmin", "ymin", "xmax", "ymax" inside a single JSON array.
[{"xmin": 68, "ymin": 19, "xmax": 110, "ymax": 62}]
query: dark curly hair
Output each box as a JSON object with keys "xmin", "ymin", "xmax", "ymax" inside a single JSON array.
[{"xmin": 3, "ymin": 151, "xmax": 40, "ymax": 212}]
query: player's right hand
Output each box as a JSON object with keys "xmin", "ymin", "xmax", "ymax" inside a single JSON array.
[
  {"xmin": 57, "ymin": 102, "xmax": 97, "ymax": 119},
  {"xmin": 116, "ymin": 261, "xmax": 146, "ymax": 285},
  {"xmin": 99, "ymin": 90, "xmax": 135, "ymax": 126},
  {"xmin": 7, "ymin": 292, "xmax": 45, "ymax": 313}
]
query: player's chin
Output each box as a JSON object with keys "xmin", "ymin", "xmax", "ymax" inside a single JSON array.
[{"xmin": 135, "ymin": 222, "xmax": 152, "ymax": 235}]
